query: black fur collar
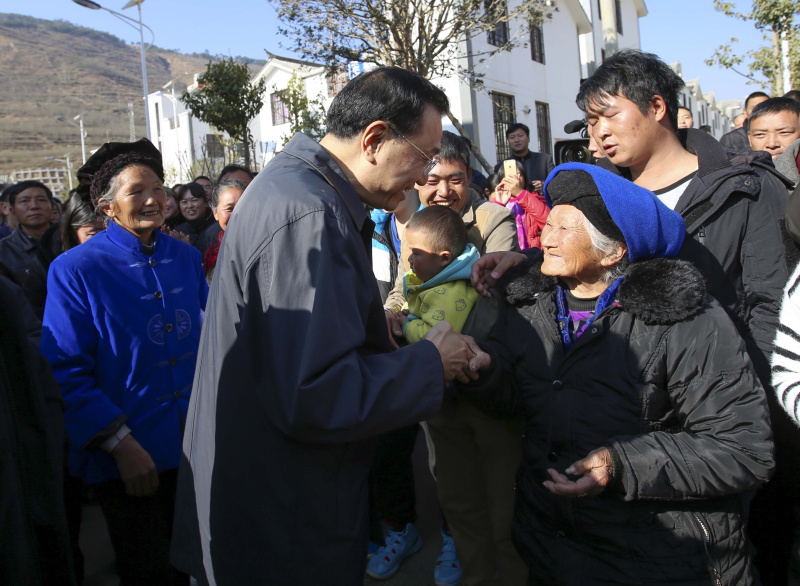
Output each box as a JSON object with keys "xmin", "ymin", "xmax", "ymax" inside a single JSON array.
[{"xmin": 498, "ymin": 254, "xmax": 707, "ymax": 326}]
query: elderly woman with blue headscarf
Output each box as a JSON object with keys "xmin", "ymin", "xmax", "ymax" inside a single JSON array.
[{"xmin": 466, "ymin": 163, "xmax": 774, "ymax": 585}]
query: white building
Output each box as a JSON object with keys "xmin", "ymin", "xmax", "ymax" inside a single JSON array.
[
  {"xmin": 671, "ymin": 63, "xmax": 734, "ymax": 140},
  {"xmin": 150, "ymin": 0, "xmax": 662, "ymax": 179}
]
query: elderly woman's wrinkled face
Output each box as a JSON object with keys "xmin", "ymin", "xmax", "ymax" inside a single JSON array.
[
  {"xmin": 179, "ymin": 190, "xmax": 208, "ymax": 221},
  {"xmin": 102, "ymin": 165, "xmax": 166, "ymax": 240},
  {"xmin": 213, "ymin": 187, "xmax": 244, "ymax": 232},
  {"xmin": 540, "ymin": 205, "xmax": 606, "ymax": 289}
]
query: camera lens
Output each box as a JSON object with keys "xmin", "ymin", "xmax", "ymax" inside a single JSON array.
[{"xmin": 555, "ymin": 139, "xmax": 596, "ymax": 166}]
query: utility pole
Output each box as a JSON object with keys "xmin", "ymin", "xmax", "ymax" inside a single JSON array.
[{"xmin": 129, "ymin": 102, "xmax": 136, "ymax": 141}]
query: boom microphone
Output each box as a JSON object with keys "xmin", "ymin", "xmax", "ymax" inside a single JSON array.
[{"xmin": 564, "ymin": 120, "xmax": 587, "ymax": 134}]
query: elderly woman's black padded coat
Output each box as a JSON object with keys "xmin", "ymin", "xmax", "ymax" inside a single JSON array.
[{"xmin": 470, "ymin": 254, "xmax": 774, "ymax": 585}]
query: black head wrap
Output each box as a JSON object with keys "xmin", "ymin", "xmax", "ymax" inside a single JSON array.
[
  {"xmin": 545, "ymin": 170, "xmax": 626, "ymax": 244},
  {"xmin": 76, "ymin": 138, "xmax": 164, "ymax": 209}
]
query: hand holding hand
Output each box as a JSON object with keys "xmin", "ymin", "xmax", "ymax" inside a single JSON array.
[
  {"xmin": 543, "ymin": 447, "xmax": 613, "ymax": 498},
  {"xmin": 470, "ymin": 251, "xmax": 527, "ymax": 298},
  {"xmin": 384, "ymin": 310, "xmax": 405, "ymax": 350},
  {"xmin": 112, "ymin": 434, "xmax": 159, "ymax": 497},
  {"xmin": 425, "ymin": 322, "xmax": 480, "ymax": 383},
  {"xmin": 531, "ymin": 180, "xmax": 544, "ymax": 194}
]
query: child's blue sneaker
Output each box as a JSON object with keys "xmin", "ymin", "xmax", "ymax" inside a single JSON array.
[
  {"xmin": 365, "ymin": 523, "xmax": 422, "ymax": 580},
  {"xmin": 367, "ymin": 541, "xmax": 382, "ymax": 559},
  {"xmin": 434, "ymin": 529, "xmax": 462, "ymax": 586}
]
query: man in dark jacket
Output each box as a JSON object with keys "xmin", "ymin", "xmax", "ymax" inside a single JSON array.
[
  {"xmin": 578, "ymin": 49, "xmax": 793, "ymax": 584},
  {"xmin": 719, "ymin": 91, "xmax": 770, "ymax": 150},
  {"xmin": 494, "ymin": 123, "xmax": 554, "ymax": 193},
  {"xmin": 0, "ymin": 181, "xmax": 55, "ymax": 284},
  {"xmin": 0, "ymin": 277, "xmax": 74, "ymax": 585},
  {"xmin": 171, "ymin": 67, "xmax": 482, "ymax": 586}
]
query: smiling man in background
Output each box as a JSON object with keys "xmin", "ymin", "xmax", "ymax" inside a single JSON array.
[{"xmin": 748, "ymin": 97, "xmax": 800, "ymax": 159}]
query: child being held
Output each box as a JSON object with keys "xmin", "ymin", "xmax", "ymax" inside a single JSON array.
[{"xmin": 398, "ymin": 206, "xmax": 480, "ymax": 344}]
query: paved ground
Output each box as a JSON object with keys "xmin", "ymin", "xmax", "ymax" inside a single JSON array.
[{"xmin": 80, "ymin": 431, "xmax": 447, "ymax": 586}]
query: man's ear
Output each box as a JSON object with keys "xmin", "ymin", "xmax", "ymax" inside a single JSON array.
[
  {"xmin": 651, "ymin": 95, "xmax": 669, "ymax": 124},
  {"xmin": 361, "ymin": 121, "xmax": 392, "ymax": 164}
]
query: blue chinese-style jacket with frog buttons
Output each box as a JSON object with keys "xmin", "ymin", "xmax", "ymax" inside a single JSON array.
[{"xmin": 41, "ymin": 220, "xmax": 208, "ymax": 484}]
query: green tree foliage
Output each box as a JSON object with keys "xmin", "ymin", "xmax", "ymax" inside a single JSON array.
[
  {"xmin": 706, "ymin": 0, "xmax": 800, "ymax": 94},
  {"xmin": 181, "ymin": 58, "xmax": 266, "ymax": 168},
  {"xmin": 278, "ymin": 73, "xmax": 326, "ymax": 146},
  {"xmin": 267, "ymin": 0, "xmax": 555, "ymax": 172}
]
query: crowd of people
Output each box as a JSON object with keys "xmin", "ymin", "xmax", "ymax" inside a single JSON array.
[{"xmin": 5, "ymin": 49, "xmax": 800, "ymax": 586}]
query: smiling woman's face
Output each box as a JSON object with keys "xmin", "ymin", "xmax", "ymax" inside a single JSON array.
[
  {"xmin": 179, "ymin": 188, "xmax": 209, "ymax": 221},
  {"xmin": 102, "ymin": 164, "xmax": 166, "ymax": 243}
]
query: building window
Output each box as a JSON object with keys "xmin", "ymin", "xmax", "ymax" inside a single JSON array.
[
  {"xmin": 205, "ymin": 134, "xmax": 224, "ymax": 159},
  {"xmin": 536, "ymin": 101, "xmax": 552, "ymax": 155},
  {"xmin": 530, "ymin": 22, "xmax": 545, "ymax": 64},
  {"xmin": 486, "ymin": 0, "xmax": 509, "ymax": 47},
  {"xmin": 491, "ymin": 92, "xmax": 516, "ymax": 162},
  {"xmin": 271, "ymin": 92, "xmax": 290, "ymax": 126},
  {"xmin": 615, "ymin": 0, "xmax": 623, "ymax": 35},
  {"xmin": 327, "ymin": 70, "xmax": 348, "ymax": 98}
]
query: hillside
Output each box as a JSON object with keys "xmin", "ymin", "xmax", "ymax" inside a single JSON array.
[{"xmin": 0, "ymin": 13, "xmax": 263, "ymax": 178}]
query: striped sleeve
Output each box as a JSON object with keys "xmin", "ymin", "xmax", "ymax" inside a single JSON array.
[{"xmin": 772, "ymin": 263, "xmax": 800, "ymax": 425}]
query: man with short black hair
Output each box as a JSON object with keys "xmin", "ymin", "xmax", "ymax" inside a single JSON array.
[
  {"xmin": 677, "ymin": 106, "xmax": 693, "ymax": 129},
  {"xmin": 748, "ymin": 96, "xmax": 800, "ymax": 158},
  {"xmin": 0, "ymin": 181, "xmax": 54, "ymax": 283},
  {"xmin": 193, "ymin": 175, "xmax": 213, "ymax": 194},
  {"xmin": 577, "ymin": 49, "xmax": 793, "ymax": 584},
  {"xmin": 720, "ymin": 91, "xmax": 770, "ymax": 149},
  {"xmin": 494, "ymin": 122, "xmax": 554, "ymax": 193},
  {"xmin": 784, "ymin": 89, "xmax": 800, "ymax": 102},
  {"xmin": 216, "ymin": 164, "xmax": 253, "ymax": 186},
  {"xmin": 172, "ymin": 66, "xmax": 483, "ymax": 585}
]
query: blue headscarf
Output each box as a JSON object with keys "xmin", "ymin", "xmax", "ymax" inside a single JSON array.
[{"xmin": 543, "ymin": 162, "xmax": 686, "ymax": 261}]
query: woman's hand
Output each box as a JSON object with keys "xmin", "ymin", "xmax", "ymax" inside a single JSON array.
[
  {"xmin": 543, "ymin": 447, "xmax": 613, "ymax": 498},
  {"xmin": 502, "ymin": 175, "xmax": 523, "ymax": 198},
  {"xmin": 112, "ymin": 434, "xmax": 159, "ymax": 497},
  {"xmin": 161, "ymin": 226, "xmax": 191, "ymax": 245},
  {"xmin": 470, "ymin": 251, "xmax": 527, "ymax": 297},
  {"xmin": 495, "ymin": 182, "xmax": 511, "ymax": 205}
]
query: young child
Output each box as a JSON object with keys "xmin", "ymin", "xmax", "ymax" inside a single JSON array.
[{"xmin": 398, "ymin": 206, "xmax": 480, "ymax": 343}]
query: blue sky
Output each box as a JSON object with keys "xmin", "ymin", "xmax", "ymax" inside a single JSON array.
[{"xmin": 9, "ymin": 0, "xmax": 777, "ymax": 103}]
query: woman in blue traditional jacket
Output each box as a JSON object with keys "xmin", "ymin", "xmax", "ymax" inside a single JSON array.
[{"xmin": 41, "ymin": 139, "xmax": 207, "ymax": 585}]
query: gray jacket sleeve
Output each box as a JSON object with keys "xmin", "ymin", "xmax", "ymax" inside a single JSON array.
[{"xmin": 252, "ymin": 209, "xmax": 444, "ymax": 443}]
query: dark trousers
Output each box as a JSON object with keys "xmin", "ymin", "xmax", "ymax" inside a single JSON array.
[
  {"xmin": 368, "ymin": 424, "xmax": 419, "ymax": 542},
  {"xmin": 94, "ymin": 468, "xmax": 188, "ymax": 586},
  {"xmin": 64, "ymin": 471, "xmax": 85, "ymax": 584}
]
